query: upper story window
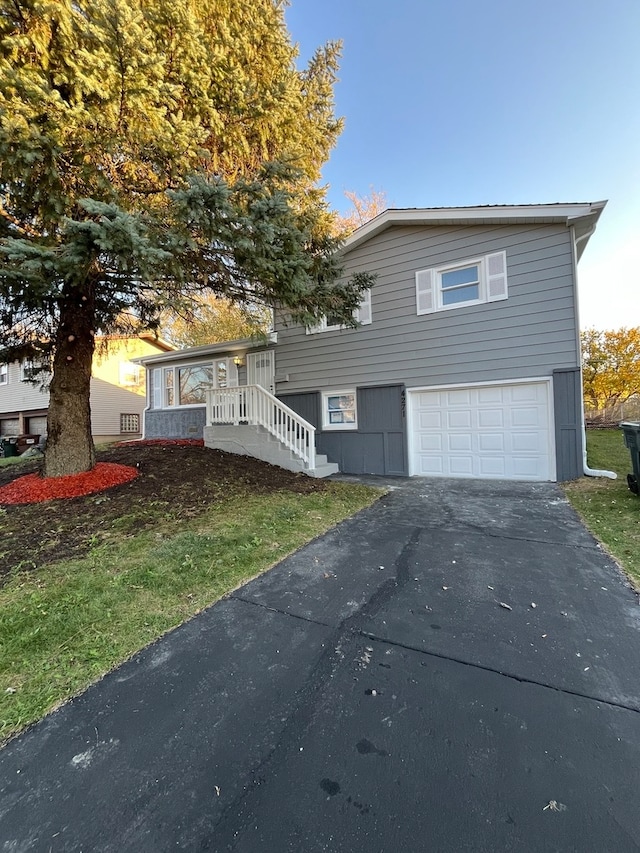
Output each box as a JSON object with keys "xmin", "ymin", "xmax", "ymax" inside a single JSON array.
[
  {"xmin": 416, "ymin": 251, "xmax": 508, "ymax": 315},
  {"xmin": 21, "ymin": 359, "xmax": 50, "ymax": 382},
  {"xmin": 0, "ymin": 364, "xmax": 7, "ymax": 385},
  {"xmin": 119, "ymin": 361, "xmax": 142, "ymax": 387},
  {"xmin": 307, "ymin": 289, "xmax": 372, "ymax": 334}
]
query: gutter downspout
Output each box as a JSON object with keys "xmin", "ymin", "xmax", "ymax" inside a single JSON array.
[{"xmin": 573, "ymin": 225, "xmax": 616, "ymax": 479}]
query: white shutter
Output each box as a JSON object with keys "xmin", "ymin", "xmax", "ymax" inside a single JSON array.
[
  {"xmin": 355, "ymin": 289, "xmax": 372, "ymax": 325},
  {"xmin": 486, "ymin": 251, "xmax": 508, "ymax": 302},
  {"xmin": 152, "ymin": 368, "xmax": 162, "ymax": 408},
  {"xmin": 227, "ymin": 359, "xmax": 238, "ymax": 387},
  {"xmin": 416, "ymin": 269, "xmax": 435, "ymax": 314}
]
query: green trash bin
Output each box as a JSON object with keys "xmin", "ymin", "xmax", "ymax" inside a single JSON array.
[
  {"xmin": 620, "ymin": 422, "xmax": 640, "ymax": 495},
  {"xmin": 1, "ymin": 438, "xmax": 17, "ymax": 458}
]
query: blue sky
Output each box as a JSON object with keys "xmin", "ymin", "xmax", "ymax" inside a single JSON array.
[{"xmin": 285, "ymin": 0, "xmax": 640, "ymax": 330}]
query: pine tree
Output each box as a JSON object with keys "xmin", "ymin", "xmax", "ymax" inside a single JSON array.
[{"xmin": 0, "ymin": 0, "xmax": 369, "ymax": 477}]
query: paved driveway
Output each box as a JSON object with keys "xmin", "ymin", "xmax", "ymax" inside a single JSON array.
[{"xmin": 2, "ymin": 479, "xmax": 640, "ymax": 852}]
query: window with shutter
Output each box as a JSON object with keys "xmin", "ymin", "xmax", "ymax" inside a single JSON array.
[
  {"xmin": 306, "ymin": 289, "xmax": 373, "ymax": 333},
  {"xmin": 416, "ymin": 252, "xmax": 508, "ymax": 315}
]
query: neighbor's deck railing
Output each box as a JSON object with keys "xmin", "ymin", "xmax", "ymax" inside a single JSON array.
[{"xmin": 206, "ymin": 384, "xmax": 316, "ymax": 470}]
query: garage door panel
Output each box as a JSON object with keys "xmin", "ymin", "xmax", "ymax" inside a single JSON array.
[
  {"xmin": 409, "ymin": 381, "xmax": 553, "ymax": 482},
  {"xmin": 418, "ymin": 434, "xmax": 443, "ymax": 451},
  {"xmin": 513, "ymin": 458, "xmax": 543, "ymax": 477},
  {"xmin": 478, "ymin": 433, "xmax": 505, "ymax": 452},
  {"xmin": 511, "ymin": 407, "xmax": 542, "ymax": 427},
  {"xmin": 511, "ymin": 385, "xmax": 542, "ymax": 402},
  {"xmin": 449, "ymin": 434, "xmax": 472, "ymax": 451},
  {"xmin": 447, "ymin": 410, "xmax": 472, "ymax": 429},
  {"xmin": 447, "ymin": 389, "xmax": 472, "ymax": 405},
  {"xmin": 477, "ymin": 387, "xmax": 504, "ymax": 404},
  {"xmin": 418, "ymin": 456, "xmax": 445, "ymax": 475},
  {"xmin": 478, "ymin": 457, "xmax": 507, "ymax": 477},
  {"xmin": 477, "ymin": 409, "xmax": 504, "ymax": 428},
  {"xmin": 418, "ymin": 411, "xmax": 442, "ymax": 429},
  {"xmin": 512, "ymin": 432, "xmax": 542, "ymax": 452},
  {"xmin": 450, "ymin": 456, "xmax": 474, "ymax": 475}
]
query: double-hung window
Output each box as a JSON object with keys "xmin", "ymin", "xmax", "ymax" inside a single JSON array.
[
  {"xmin": 416, "ymin": 251, "xmax": 508, "ymax": 315},
  {"xmin": 322, "ymin": 390, "xmax": 357, "ymax": 430},
  {"xmin": 307, "ymin": 289, "xmax": 373, "ymax": 334},
  {"xmin": 0, "ymin": 364, "xmax": 7, "ymax": 385}
]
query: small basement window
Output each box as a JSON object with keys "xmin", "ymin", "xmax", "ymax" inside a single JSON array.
[
  {"xmin": 322, "ymin": 390, "xmax": 357, "ymax": 430},
  {"xmin": 120, "ymin": 413, "xmax": 140, "ymax": 434}
]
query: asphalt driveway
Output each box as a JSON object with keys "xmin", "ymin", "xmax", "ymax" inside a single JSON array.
[{"xmin": 2, "ymin": 478, "xmax": 640, "ymax": 852}]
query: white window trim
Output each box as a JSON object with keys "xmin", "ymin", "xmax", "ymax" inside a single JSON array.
[
  {"xmin": 307, "ymin": 289, "xmax": 372, "ymax": 334},
  {"xmin": 119, "ymin": 361, "xmax": 142, "ymax": 387},
  {"xmin": 416, "ymin": 251, "xmax": 508, "ymax": 315},
  {"xmin": 322, "ymin": 389, "xmax": 358, "ymax": 431},
  {"xmin": 21, "ymin": 359, "xmax": 50, "ymax": 382},
  {"xmin": 0, "ymin": 364, "xmax": 7, "ymax": 385},
  {"xmin": 151, "ymin": 358, "xmax": 238, "ymax": 409}
]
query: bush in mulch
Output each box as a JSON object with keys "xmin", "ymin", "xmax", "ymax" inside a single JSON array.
[{"xmin": 0, "ymin": 462, "xmax": 138, "ymax": 505}]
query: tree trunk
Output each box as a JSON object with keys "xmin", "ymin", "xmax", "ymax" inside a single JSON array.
[{"xmin": 43, "ymin": 284, "xmax": 96, "ymax": 478}]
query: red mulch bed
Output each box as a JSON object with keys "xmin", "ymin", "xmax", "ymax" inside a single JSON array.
[{"xmin": 0, "ymin": 462, "xmax": 139, "ymax": 505}]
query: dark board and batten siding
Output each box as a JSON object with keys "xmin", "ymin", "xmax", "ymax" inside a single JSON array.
[
  {"xmin": 274, "ymin": 224, "xmax": 579, "ymax": 394},
  {"xmin": 553, "ymin": 368, "xmax": 583, "ymax": 482},
  {"xmin": 278, "ymin": 385, "xmax": 407, "ymax": 476}
]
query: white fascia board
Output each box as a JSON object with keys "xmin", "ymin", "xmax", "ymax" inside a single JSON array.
[
  {"xmin": 132, "ymin": 336, "xmax": 266, "ymax": 366},
  {"xmin": 343, "ymin": 201, "xmax": 608, "ymax": 253}
]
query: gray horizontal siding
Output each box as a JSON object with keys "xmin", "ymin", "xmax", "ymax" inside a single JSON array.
[
  {"xmin": 0, "ymin": 362, "xmax": 50, "ymax": 414},
  {"xmin": 275, "ymin": 224, "xmax": 579, "ymax": 394}
]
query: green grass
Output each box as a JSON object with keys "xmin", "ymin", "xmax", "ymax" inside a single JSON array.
[
  {"xmin": 0, "ymin": 483, "xmax": 380, "ymax": 742},
  {"xmin": 563, "ymin": 429, "xmax": 640, "ymax": 585},
  {"xmin": 0, "ymin": 454, "xmax": 32, "ymax": 468}
]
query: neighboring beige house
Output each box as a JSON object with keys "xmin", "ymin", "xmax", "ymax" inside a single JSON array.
[{"xmin": 0, "ymin": 335, "xmax": 174, "ymax": 443}]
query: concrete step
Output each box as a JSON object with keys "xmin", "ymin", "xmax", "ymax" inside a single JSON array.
[
  {"xmin": 307, "ymin": 461, "xmax": 340, "ymax": 478},
  {"xmin": 204, "ymin": 424, "xmax": 340, "ymax": 478}
]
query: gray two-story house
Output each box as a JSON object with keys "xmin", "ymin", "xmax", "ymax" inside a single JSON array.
[{"xmin": 137, "ymin": 202, "xmax": 605, "ymax": 482}]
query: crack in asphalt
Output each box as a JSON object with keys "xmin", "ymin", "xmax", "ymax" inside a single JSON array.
[
  {"xmin": 213, "ymin": 519, "xmax": 638, "ymax": 848},
  {"xmin": 359, "ymin": 631, "xmax": 640, "ymax": 716},
  {"xmin": 232, "ymin": 593, "xmax": 640, "ymax": 716},
  {"xmin": 207, "ymin": 530, "xmax": 422, "ymax": 848}
]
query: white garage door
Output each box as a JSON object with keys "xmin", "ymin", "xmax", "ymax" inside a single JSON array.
[{"xmin": 408, "ymin": 381, "xmax": 554, "ymax": 481}]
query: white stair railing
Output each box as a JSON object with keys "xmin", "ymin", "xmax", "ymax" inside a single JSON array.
[{"xmin": 206, "ymin": 385, "xmax": 316, "ymax": 470}]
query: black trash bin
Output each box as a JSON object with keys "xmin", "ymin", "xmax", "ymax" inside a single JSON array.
[
  {"xmin": 620, "ymin": 422, "xmax": 640, "ymax": 495},
  {"xmin": 1, "ymin": 437, "xmax": 18, "ymax": 458}
]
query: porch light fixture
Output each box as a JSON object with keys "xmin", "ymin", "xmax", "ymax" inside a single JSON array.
[{"xmin": 233, "ymin": 355, "xmax": 245, "ymax": 368}]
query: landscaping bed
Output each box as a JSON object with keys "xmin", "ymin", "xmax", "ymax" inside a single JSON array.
[{"xmin": 0, "ymin": 442, "xmax": 331, "ymax": 579}]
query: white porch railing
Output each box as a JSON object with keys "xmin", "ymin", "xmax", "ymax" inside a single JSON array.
[{"xmin": 206, "ymin": 384, "xmax": 316, "ymax": 470}]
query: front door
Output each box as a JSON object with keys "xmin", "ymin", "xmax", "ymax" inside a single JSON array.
[{"xmin": 247, "ymin": 351, "xmax": 275, "ymax": 393}]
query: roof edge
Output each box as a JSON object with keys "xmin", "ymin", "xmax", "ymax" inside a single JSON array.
[
  {"xmin": 343, "ymin": 201, "xmax": 608, "ymax": 253},
  {"xmin": 132, "ymin": 334, "xmax": 273, "ymax": 365}
]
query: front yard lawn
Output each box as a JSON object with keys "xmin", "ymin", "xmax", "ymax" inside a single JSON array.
[
  {"xmin": 0, "ymin": 444, "xmax": 381, "ymax": 743},
  {"xmin": 564, "ymin": 429, "xmax": 640, "ymax": 586}
]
